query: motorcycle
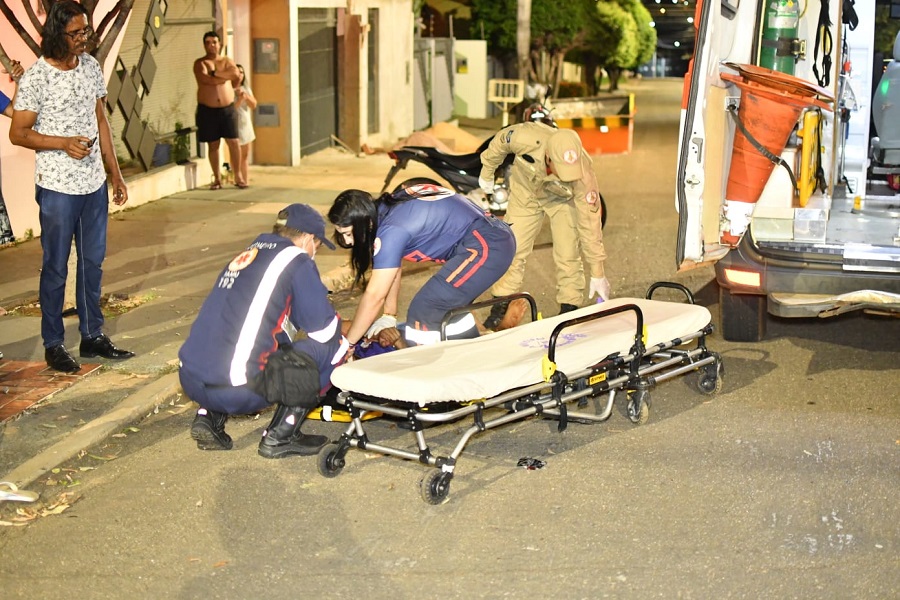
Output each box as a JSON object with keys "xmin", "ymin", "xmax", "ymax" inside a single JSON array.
[
  {"xmin": 380, "ymin": 136, "xmax": 513, "ymax": 214},
  {"xmin": 380, "ymin": 104, "xmax": 607, "ymax": 227}
]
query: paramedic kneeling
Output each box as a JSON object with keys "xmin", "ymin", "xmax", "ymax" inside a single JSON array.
[
  {"xmin": 328, "ymin": 183, "xmax": 516, "ymax": 347},
  {"xmin": 178, "ymin": 204, "xmax": 347, "ymax": 457}
]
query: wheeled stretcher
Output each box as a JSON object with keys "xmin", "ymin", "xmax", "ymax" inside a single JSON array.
[{"xmin": 321, "ymin": 282, "xmax": 723, "ymax": 504}]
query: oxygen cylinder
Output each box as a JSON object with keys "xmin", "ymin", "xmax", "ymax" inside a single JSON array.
[{"xmin": 759, "ymin": 0, "xmax": 800, "ymax": 75}]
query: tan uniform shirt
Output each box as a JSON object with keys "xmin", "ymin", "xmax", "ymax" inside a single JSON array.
[{"xmin": 480, "ymin": 122, "xmax": 606, "ymax": 278}]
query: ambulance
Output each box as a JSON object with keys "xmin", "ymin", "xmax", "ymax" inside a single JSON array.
[{"xmin": 676, "ymin": 0, "xmax": 900, "ymax": 340}]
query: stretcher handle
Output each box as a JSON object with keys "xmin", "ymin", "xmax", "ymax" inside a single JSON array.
[
  {"xmin": 440, "ymin": 292, "xmax": 538, "ymax": 341},
  {"xmin": 546, "ymin": 303, "xmax": 645, "ymax": 365},
  {"xmin": 645, "ymin": 281, "xmax": 695, "ymax": 304}
]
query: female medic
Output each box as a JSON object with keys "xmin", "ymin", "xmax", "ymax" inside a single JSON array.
[{"xmin": 328, "ymin": 182, "xmax": 515, "ymax": 348}]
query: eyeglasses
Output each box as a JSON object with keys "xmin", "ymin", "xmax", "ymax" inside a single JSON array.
[{"xmin": 64, "ymin": 26, "xmax": 93, "ymax": 40}]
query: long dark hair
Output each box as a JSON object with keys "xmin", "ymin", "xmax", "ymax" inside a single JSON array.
[
  {"xmin": 42, "ymin": 1, "xmax": 94, "ymax": 61},
  {"xmin": 327, "ymin": 190, "xmax": 381, "ymax": 288}
]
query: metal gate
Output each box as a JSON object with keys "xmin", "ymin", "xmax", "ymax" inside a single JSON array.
[{"xmin": 298, "ymin": 8, "xmax": 337, "ymax": 156}]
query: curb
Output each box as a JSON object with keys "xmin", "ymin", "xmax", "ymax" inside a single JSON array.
[
  {"xmin": 1, "ymin": 257, "xmax": 352, "ymax": 492},
  {"xmin": 0, "ymin": 372, "xmax": 181, "ymax": 489}
]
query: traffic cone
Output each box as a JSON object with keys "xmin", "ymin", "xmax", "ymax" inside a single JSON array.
[{"xmin": 719, "ymin": 64, "xmax": 833, "ymax": 246}]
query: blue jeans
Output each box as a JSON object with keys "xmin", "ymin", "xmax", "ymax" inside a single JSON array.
[{"xmin": 35, "ymin": 184, "xmax": 109, "ymax": 347}]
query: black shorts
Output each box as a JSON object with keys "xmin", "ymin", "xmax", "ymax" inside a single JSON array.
[{"xmin": 196, "ymin": 103, "xmax": 239, "ymax": 143}]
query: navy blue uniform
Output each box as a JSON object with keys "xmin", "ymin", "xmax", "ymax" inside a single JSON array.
[
  {"xmin": 376, "ymin": 185, "xmax": 516, "ymax": 344},
  {"xmin": 179, "ymin": 233, "xmax": 343, "ymax": 414}
]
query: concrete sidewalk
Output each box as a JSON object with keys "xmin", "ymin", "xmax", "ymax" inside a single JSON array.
[{"xmin": 0, "ymin": 137, "xmax": 485, "ymax": 486}]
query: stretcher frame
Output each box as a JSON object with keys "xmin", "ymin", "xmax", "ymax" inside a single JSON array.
[{"xmin": 318, "ymin": 282, "xmax": 723, "ymax": 504}]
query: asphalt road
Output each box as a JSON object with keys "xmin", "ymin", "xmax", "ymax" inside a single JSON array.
[{"xmin": 0, "ymin": 79, "xmax": 897, "ymax": 599}]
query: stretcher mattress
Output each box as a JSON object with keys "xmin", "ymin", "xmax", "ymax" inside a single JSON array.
[{"xmin": 331, "ymin": 298, "xmax": 711, "ymax": 405}]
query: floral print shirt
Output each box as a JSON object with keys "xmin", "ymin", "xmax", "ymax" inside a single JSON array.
[{"xmin": 15, "ymin": 54, "xmax": 108, "ymax": 195}]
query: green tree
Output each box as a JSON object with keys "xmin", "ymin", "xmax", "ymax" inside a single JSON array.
[
  {"xmin": 627, "ymin": 0, "xmax": 656, "ymax": 69},
  {"xmin": 473, "ymin": 0, "xmax": 588, "ymax": 94},
  {"xmin": 589, "ymin": 0, "xmax": 637, "ymax": 91},
  {"xmin": 578, "ymin": 0, "xmax": 655, "ymax": 92},
  {"xmin": 875, "ymin": 7, "xmax": 900, "ymax": 56}
]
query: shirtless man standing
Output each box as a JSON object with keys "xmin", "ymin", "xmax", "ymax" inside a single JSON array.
[{"xmin": 193, "ymin": 31, "xmax": 245, "ymax": 189}]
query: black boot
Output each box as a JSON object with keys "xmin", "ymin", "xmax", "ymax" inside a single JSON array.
[
  {"xmin": 258, "ymin": 404, "xmax": 329, "ymax": 459},
  {"xmin": 559, "ymin": 303, "xmax": 579, "ymax": 315},
  {"xmin": 482, "ymin": 298, "xmax": 510, "ymax": 331},
  {"xmin": 190, "ymin": 408, "xmax": 233, "ymax": 451}
]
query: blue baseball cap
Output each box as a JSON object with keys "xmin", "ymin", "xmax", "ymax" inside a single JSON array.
[{"xmin": 277, "ymin": 204, "xmax": 335, "ymax": 250}]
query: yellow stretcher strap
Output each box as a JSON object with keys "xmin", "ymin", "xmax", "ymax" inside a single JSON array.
[{"xmin": 542, "ymin": 356, "xmax": 557, "ymax": 382}]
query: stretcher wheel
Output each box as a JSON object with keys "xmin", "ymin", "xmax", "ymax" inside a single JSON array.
[
  {"xmin": 689, "ymin": 355, "xmax": 724, "ymax": 395},
  {"xmin": 420, "ymin": 471, "xmax": 452, "ymax": 505},
  {"xmin": 627, "ymin": 391, "xmax": 650, "ymax": 425},
  {"xmin": 317, "ymin": 443, "xmax": 345, "ymax": 478},
  {"xmin": 697, "ymin": 373, "xmax": 723, "ymax": 395}
]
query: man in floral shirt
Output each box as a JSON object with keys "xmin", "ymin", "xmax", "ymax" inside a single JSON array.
[{"xmin": 10, "ymin": 0, "xmax": 134, "ymax": 373}]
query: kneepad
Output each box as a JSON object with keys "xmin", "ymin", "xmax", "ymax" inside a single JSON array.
[{"xmin": 258, "ymin": 346, "xmax": 321, "ymax": 408}]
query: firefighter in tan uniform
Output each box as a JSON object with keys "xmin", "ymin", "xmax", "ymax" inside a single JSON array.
[{"xmin": 479, "ymin": 123, "xmax": 610, "ymax": 328}]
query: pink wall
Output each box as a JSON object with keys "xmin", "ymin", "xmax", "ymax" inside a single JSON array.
[{"xmin": 1, "ymin": 1, "xmax": 131, "ymax": 239}]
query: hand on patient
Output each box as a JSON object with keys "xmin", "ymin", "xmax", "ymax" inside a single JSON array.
[
  {"xmin": 365, "ymin": 314, "xmax": 397, "ymax": 338},
  {"xmin": 373, "ymin": 327, "xmax": 408, "ymax": 350}
]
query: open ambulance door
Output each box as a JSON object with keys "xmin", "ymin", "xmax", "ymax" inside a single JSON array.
[{"xmin": 676, "ymin": 0, "xmax": 755, "ymax": 271}]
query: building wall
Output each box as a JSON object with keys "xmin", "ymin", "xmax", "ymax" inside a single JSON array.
[
  {"xmin": 247, "ymin": 0, "xmax": 292, "ymax": 165},
  {"xmin": 366, "ymin": 0, "xmax": 416, "ymax": 149},
  {"xmin": 453, "ymin": 39, "xmax": 487, "ymax": 118},
  {"xmin": 247, "ymin": 0, "xmax": 416, "ymax": 165},
  {"xmin": 0, "ymin": 0, "xmax": 130, "ymax": 239},
  {"xmin": 109, "ymin": 0, "xmax": 216, "ymax": 166}
]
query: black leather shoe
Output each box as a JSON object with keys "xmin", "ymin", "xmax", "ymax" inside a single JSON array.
[
  {"xmin": 45, "ymin": 345, "xmax": 81, "ymax": 373},
  {"xmin": 79, "ymin": 334, "xmax": 135, "ymax": 360}
]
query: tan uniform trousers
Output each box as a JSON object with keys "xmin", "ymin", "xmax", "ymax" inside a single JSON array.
[{"xmin": 491, "ymin": 185, "xmax": 585, "ymax": 306}]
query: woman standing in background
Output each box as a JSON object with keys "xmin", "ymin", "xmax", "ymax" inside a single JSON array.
[{"xmin": 234, "ymin": 64, "xmax": 256, "ymax": 188}]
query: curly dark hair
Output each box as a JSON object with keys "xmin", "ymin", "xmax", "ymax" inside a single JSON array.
[{"xmin": 41, "ymin": 1, "xmax": 95, "ymax": 61}]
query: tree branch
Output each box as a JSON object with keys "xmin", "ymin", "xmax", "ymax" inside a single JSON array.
[
  {"xmin": 22, "ymin": 0, "xmax": 44, "ymax": 34},
  {"xmin": 93, "ymin": 0, "xmax": 135, "ymax": 67},
  {"xmin": 0, "ymin": 2, "xmax": 41, "ymax": 56}
]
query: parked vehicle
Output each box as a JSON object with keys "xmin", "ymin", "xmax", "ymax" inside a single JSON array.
[{"xmin": 677, "ymin": 0, "xmax": 900, "ymax": 341}]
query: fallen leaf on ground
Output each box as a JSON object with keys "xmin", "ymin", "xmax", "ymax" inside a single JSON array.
[{"xmin": 87, "ymin": 453, "xmax": 118, "ymax": 461}]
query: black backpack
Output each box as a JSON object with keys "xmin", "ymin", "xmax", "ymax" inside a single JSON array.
[{"xmin": 252, "ymin": 345, "xmax": 321, "ymax": 408}]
